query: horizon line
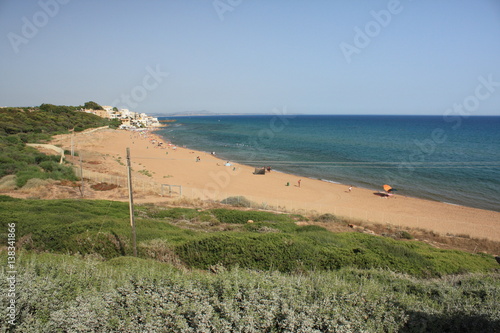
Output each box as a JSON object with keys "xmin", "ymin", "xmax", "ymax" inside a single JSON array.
[{"xmin": 156, "ymin": 113, "xmax": 500, "ymax": 117}]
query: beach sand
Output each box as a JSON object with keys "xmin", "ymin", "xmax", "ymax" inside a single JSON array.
[{"xmin": 50, "ymin": 128, "xmax": 500, "ymax": 242}]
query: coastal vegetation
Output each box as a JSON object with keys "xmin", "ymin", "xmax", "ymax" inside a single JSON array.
[
  {"xmin": 0, "ymin": 196, "xmax": 499, "ymax": 332},
  {"xmin": 1, "ymin": 108, "xmax": 499, "ymax": 331},
  {"xmin": 0, "ymin": 105, "xmax": 120, "ymax": 188},
  {"xmin": 83, "ymin": 101, "xmax": 104, "ymax": 110},
  {"xmin": 1, "ymin": 196, "xmax": 497, "ymax": 277},
  {"xmin": 138, "ymin": 169, "xmax": 154, "ymax": 177}
]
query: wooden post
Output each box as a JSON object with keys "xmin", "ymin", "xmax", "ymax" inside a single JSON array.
[
  {"xmin": 79, "ymin": 154, "xmax": 84, "ymax": 197},
  {"xmin": 126, "ymin": 148, "xmax": 137, "ymax": 257}
]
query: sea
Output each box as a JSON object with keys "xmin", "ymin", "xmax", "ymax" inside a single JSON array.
[{"xmin": 156, "ymin": 115, "xmax": 500, "ymax": 212}]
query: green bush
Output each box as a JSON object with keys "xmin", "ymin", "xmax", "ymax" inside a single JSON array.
[
  {"xmin": 314, "ymin": 213, "xmax": 347, "ymax": 223},
  {"xmin": 63, "ymin": 149, "xmax": 78, "ymax": 156},
  {"xmin": 15, "ymin": 167, "xmax": 48, "ymax": 187},
  {"xmin": 0, "ymin": 106, "xmax": 113, "ymax": 185},
  {"xmin": 0, "ymin": 194, "xmax": 19, "ymax": 202},
  {"xmin": 176, "ymin": 233, "xmax": 323, "ymax": 272},
  {"xmin": 220, "ymin": 195, "xmax": 255, "ymax": 207},
  {"xmin": 210, "ymin": 208, "xmax": 294, "ymax": 224},
  {"xmin": 399, "ymin": 230, "xmax": 414, "ymax": 240},
  {"xmin": 15, "ymin": 162, "xmax": 77, "ymax": 187},
  {"xmin": 244, "ymin": 220, "xmax": 298, "ymax": 233},
  {"xmin": 1, "ymin": 253, "xmax": 498, "ymax": 332},
  {"xmin": 296, "ymin": 224, "xmax": 329, "ymax": 233},
  {"xmin": 0, "ymin": 198, "xmax": 497, "ymax": 277},
  {"xmin": 175, "ymin": 229, "xmax": 498, "ymax": 276},
  {"xmin": 148, "ymin": 207, "xmax": 213, "ymax": 222}
]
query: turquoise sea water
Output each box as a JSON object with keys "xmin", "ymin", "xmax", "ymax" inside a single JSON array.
[{"xmin": 157, "ymin": 115, "xmax": 500, "ymax": 212}]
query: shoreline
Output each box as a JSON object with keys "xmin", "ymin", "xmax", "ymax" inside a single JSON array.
[
  {"xmin": 160, "ymin": 133, "xmax": 494, "ymax": 213},
  {"xmin": 49, "ymin": 128, "xmax": 500, "ymax": 242},
  {"xmin": 157, "ymin": 115, "xmax": 500, "ymax": 213}
]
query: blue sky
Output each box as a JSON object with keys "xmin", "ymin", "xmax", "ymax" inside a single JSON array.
[{"xmin": 1, "ymin": 0, "xmax": 499, "ymax": 115}]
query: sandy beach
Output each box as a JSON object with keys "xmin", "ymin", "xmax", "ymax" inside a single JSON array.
[{"xmin": 48, "ymin": 128, "xmax": 500, "ymax": 242}]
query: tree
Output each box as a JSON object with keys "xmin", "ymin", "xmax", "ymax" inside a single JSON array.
[
  {"xmin": 83, "ymin": 101, "xmax": 103, "ymax": 110},
  {"xmin": 113, "ymin": 107, "xmax": 118, "ymax": 111},
  {"xmin": 39, "ymin": 103, "xmax": 57, "ymax": 112},
  {"xmin": 109, "ymin": 118, "xmax": 122, "ymax": 129}
]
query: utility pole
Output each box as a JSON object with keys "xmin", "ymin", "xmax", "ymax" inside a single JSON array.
[
  {"xmin": 126, "ymin": 148, "xmax": 138, "ymax": 257},
  {"xmin": 71, "ymin": 133, "xmax": 74, "ymax": 157}
]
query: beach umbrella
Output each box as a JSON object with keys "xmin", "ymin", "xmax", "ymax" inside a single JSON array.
[{"xmin": 383, "ymin": 184, "xmax": 397, "ymax": 192}]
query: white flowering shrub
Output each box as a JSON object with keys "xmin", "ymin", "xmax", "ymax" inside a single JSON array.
[{"xmin": 0, "ymin": 254, "xmax": 498, "ymax": 332}]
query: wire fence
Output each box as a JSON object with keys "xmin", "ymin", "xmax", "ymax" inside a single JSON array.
[{"xmin": 73, "ymin": 167, "xmax": 162, "ymax": 195}]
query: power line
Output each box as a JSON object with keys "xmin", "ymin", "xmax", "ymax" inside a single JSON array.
[
  {"xmin": 132, "ymin": 156, "xmax": 500, "ymax": 164},
  {"xmin": 130, "ymin": 156, "xmax": 500, "ymax": 168}
]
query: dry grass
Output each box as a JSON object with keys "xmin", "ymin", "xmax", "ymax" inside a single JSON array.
[
  {"xmin": 368, "ymin": 221, "xmax": 500, "ymax": 254},
  {"xmin": 90, "ymin": 182, "xmax": 119, "ymax": 191},
  {"xmin": 0, "ymin": 175, "xmax": 16, "ymax": 190},
  {"xmin": 140, "ymin": 239, "xmax": 185, "ymax": 268},
  {"xmin": 154, "ymin": 198, "xmax": 500, "ymax": 256},
  {"xmin": 22, "ymin": 178, "xmax": 54, "ymax": 189}
]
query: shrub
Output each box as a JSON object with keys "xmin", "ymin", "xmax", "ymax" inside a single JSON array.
[
  {"xmin": 15, "ymin": 167, "xmax": 48, "ymax": 187},
  {"xmin": 149, "ymin": 207, "xmax": 204, "ymax": 221},
  {"xmin": 220, "ymin": 195, "xmax": 255, "ymax": 207},
  {"xmin": 210, "ymin": 208, "xmax": 294, "ymax": 224},
  {"xmin": 15, "ymin": 162, "xmax": 77, "ymax": 187},
  {"xmin": 22, "ymin": 178, "xmax": 53, "ymax": 189},
  {"xmin": 0, "ymin": 175, "xmax": 16, "ymax": 190},
  {"xmin": 314, "ymin": 213, "xmax": 347, "ymax": 224},
  {"xmin": 138, "ymin": 169, "xmax": 152, "ymax": 177},
  {"xmin": 0, "ymin": 198, "xmax": 497, "ymax": 278},
  {"xmin": 1, "ymin": 253, "xmax": 499, "ymax": 333},
  {"xmin": 0, "ymin": 106, "xmax": 113, "ymax": 185},
  {"xmin": 399, "ymin": 230, "xmax": 414, "ymax": 240},
  {"xmin": 0, "ymin": 194, "xmax": 19, "ymax": 202},
  {"xmin": 176, "ymin": 233, "xmax": 324, "ymax": 272},
  {"xmin": 296, "ymin": 225, "xmax": 329, "ymax": 233}
]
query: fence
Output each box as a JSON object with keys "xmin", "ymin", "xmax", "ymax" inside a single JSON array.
[{"xmin": 73, "ymin": 166, "xmax": 186, "ymax": 198}]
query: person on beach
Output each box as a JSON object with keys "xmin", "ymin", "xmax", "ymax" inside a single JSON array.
[
  {"xmin": 348, "ymin": 185, "xmax": 352, "ymax": 192},
  {"xmin": 298, "ymin": 179, "xmax": 301, "ymax": 187},
  {"xmin": 196, "ymin": 156, "xmax": 200, "ymax": 162}
]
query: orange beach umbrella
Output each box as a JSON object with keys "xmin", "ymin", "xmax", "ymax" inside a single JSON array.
[{"xmin": 383, "ymin": 184, "xmax": 393, "ymax": 192}]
